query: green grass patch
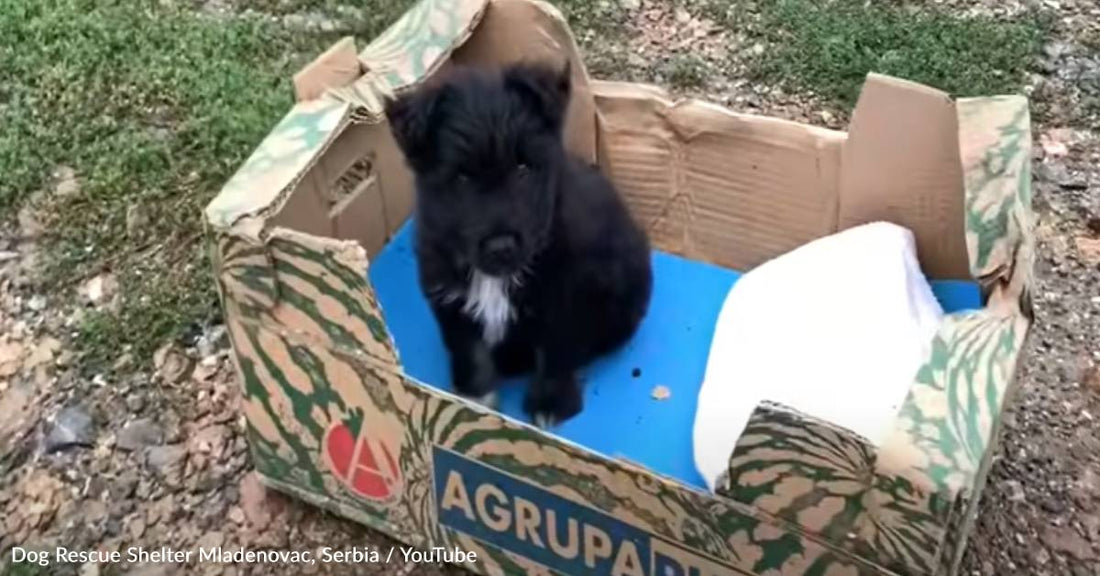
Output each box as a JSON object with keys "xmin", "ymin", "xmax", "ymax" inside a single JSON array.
[
  {"xmin": 552, "ymin": 0, "xmax": 630, "ymax": 40},
  {"xmin": 662, "ymin": 53, "xmax": 708, "ymax": 90},
  {"xmin": 0, "ymin": 0, "xmax": 412, "ymax": 371},
  {"xmin": 707, "ymin": 0, "xmax": 1047, "ymax": 107}
]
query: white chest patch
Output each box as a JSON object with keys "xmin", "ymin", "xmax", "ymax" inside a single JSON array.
[{"xmin": 462, "ymin": 271, "xmax": 514, "ymax": 346}]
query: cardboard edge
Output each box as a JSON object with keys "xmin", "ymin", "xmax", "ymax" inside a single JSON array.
[
  {"xmin": 293, "ymin": 37, "xmax": 363, "ymax": 102},
  {"xmin": 351, "ymin": 0, "xmax": 491, "ymax": 103},
  {"xmin": 838, "ymin": 73, "xmax": 972, "ymax": 280},
  {"xmin": 955, "ymin": 95, "xmax": 1035, "ymax": 315},
  {"xmin": 204, "ymin": 100, "xmax": 354, "ymax": 232}
]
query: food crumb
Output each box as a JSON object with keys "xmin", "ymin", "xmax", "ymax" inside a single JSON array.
[{"xmin": 651, "ymin": 385, "xmax": 671, "ymax": 401}]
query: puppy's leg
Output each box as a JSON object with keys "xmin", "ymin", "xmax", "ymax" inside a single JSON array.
[
  {"xmin": 432, "ymin": 304, "xmax": 499, "ymax": 409},
  {"xmin": 524, "ymin": 324, "xmax": 583, "ymax": 429}
]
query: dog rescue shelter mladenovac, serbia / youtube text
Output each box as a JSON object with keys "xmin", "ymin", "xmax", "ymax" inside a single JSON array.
[{"xmin": 203, "ymin": 0, "xmax": 1035, "ymax": 574}]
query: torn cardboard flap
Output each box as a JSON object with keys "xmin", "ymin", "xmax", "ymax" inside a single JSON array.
[{"xmin": 839, "ymin": 74, "xmax": 971, "ymax": 280}]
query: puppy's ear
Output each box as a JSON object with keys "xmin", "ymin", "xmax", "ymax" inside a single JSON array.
[
  {"xmin": 504, "ymin": 60, "xmax": 572, "ymax": 132},
  {"xmin": 384, "ymin": 87, "xmax": 441, "ymax": 165}
]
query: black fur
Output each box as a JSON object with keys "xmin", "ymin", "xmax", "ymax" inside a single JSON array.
[{"xmin": 385, "ymin": 61, "xmax": 653, "ymax": 427}]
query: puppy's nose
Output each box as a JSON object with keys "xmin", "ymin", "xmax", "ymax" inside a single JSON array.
[{"xmin": 482, "ymin": 235, "xmax": 518, "ymax": 263}]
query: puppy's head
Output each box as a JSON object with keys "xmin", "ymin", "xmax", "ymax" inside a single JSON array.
[{"xmin": 385, "ymin": 61, "xmax": 572, "ymax": 277}]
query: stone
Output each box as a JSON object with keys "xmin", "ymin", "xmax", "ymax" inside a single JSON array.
[
  {"xmin": 23, "ymin": 337, "xmax": 62, "ymax": 371},
  {"xmin": 0, "ymin": 340, "xmax": 26, "ymax": 377},
  {"xmin": 154, "ymin": 343, "xmax": 193, "ymax": 384},
  {"xmin": 1043, "ymin": 525, "xmax": 1096, "ymax": 561},
  {"xmin": 195, "ymin": 530, "xmax": 224, "ymax": 550},
  {"xmin": 117, "ymin": 418, "xmax": 164, "ymax": 451},
  {"xmin": 1076, "ymin": 236, "xmax": 1100, "ymax": 266},
  {"xmin": 145, "ymin": 445, "xmax": 186, "ymax": 485},
  {"xmin": 45, "ymin": 406, "xmax": 94, "ymax": 452},
  {"xmin": 196, "ymin": 325, "xmax": 228, "ymax": 358},
  {"xmin": 83, "ymin": 274, "xmax": 117, "ymax": 305},
  {"xmin": 52, "ymin": 166, "xmax": 80, "ymax": 198},
  {"xmin": 239, "ymin": 472, "xmax": 284, "ymax": 531},
  {"xmin": 1005, "ymin": 479, "xmax": 1027, "ymax": 503}
]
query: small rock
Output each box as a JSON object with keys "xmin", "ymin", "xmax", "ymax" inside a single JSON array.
[
  {"xmin": 45, "ymin": 406, "xmax": 95, "ymax": 452},
  {"xmin": 0, "ymin": 250, "xmax": 19, "ymax": 262},
  {"xmin": 145, "ymin": 444, "xmax": 186, "ymax": 484},
  {"xmin": 1076, "ymin": 236, "xmax": 1100, "ymax": 266},
  {"xmin": 23, "ymin": 337, "xmax": 62, "ymax": 371},
  {"xmin": 52, "ymin": 166, "xmax": 80, "ymax": 198},
  {"xmin": 239, "ymin": 472, "xmax": 285, "ymax": 531},
  {"xmin": 112, "ymin": 474, "xmax": 139, "ymax": 500},
  {"xmin": 27, "ymin": 295, "xmax": 46, "ymax": 311},
  {"xmin": 113, "ymin": 352, "xmax": 134, "ymax": 371},
  {"xmin": 126, "ymin": 393, "xmax": 146, "ymax": 413},
  {"xmin": 227, "ymin": 506, "xmax": 245, "ymax": 524},
  {"xmin": 1043, "ymin": 525, "xmax": 1096, "ymax": 561},
  {"xmin": 651, "ymin": 385, "xmax": 671, "ymax": 400},
  {"xmin": 196, "ymin": 325, "xmax": 229, "ymax": 358},
  {"xmin": 618, "ymin": 0, "xmax": 640, "ymax": 11},
  {"xmin": 1087, "ymin": 216, "xmax": 1100, "ymax": 235},
  {"xmin": 190, "ymin": 424, "xmax": 230, "ymax": 458},
  {"xmin": 195, "ymin": 530, "xmax": 224, "ymax": 550},
  {"xmin": 1040, "ymin": 132, "xmax": 1070, "ymax": 158},
  {"xmin": 83, "ymin": 273, "xmax": 117, "ymax": 305},
  {"xmin": 81, "ymin": 561, "xmax": 100, "ymax": 576},
  {"xmin": 191, "ymin": 356, "xmax": 220, "ymax": 382},
  {"xmin": 0, "ymin": 340, "xmax": 26, "ymax": 377},
  {"xmin": 56, "ymin": 350, "xmax": 75, "ymax": 367},
  {"xmin": 129, "ymin": 516, "xmax": 147, "ymax": 540},
  {"xmin": 117, "ymin": 418, "xmax": 164, "ymax": 451},
  {"xmin": 154, "ymin": 343, "xmax": 193, "ymax": 384},
  {"xmin": 126, "ymin": 205, "xmax": 150, "ymax": 236},
  {"xmin": 1004, "ymin": 479, "xmax": 1027, "ymax": 503},
  {"xmin": 18, "ymin": 205, "xmax": 43, "ymax": 239}
]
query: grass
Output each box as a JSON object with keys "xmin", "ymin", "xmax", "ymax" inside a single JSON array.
[
  {"xmin": 704, "ymin": 0, "xmax": 1048, "ymax": 107},
  {"xmin": 663, "ymin": 53, "xmax": 709, "ymax": 90},
  {"xmin": 0, "ymin": 0, "xmax": 412, "ymax": 372}
]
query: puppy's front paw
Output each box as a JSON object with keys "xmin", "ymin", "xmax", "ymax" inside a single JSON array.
[
  {"xmin": 524, "ymin": 376, "xmax": 582, "ymax": 429},
  {"xmin": 463, "ymin": 390, "xmax": 500, "ymax": 410}
]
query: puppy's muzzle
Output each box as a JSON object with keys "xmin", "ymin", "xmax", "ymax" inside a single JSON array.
[{"xmin": 478, "ymin": 234, "xmax": 520, "ymax": 275}]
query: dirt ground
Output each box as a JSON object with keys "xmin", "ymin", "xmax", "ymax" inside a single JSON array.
[{"xmin": 1, "ymin": 0, "xmax": 1098, "ymax": 575}]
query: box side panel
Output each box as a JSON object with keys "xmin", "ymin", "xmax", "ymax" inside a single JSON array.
[
  {"xmin": 837, "ymin": 75, "xmax": 970, "ymax": 281},
  {"xmin": 593, "ymin": 84, "xmax": 844, "ymax": 271},
  {"xmin": 235, "ymin": 340, "xmax": 892, "ymax": 576},
  {"xmin": 955, "ymin": 96, "xmax": 1035, "ymax": 306}
]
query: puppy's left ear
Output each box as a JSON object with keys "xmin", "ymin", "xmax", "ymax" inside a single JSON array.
[
  {"xmin": 505, "ymin": 60, "xmax": 572, "ymax": 132},
  {"xmin": 384, "ymin": 87, "xmax": 440, "ymax": 166}
]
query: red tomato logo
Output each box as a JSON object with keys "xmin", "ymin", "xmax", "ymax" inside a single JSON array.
[{"xmin": 324, "ymin": 420, "xmax": 402, "ymax": 502}]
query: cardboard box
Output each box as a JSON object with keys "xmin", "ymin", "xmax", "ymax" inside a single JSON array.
[{"xmin": 204, "ymin": 0, "xmax": 1035, "ymax": 574}]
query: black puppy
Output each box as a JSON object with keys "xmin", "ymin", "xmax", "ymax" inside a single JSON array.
[{"xmin": 384, "ymin": 61, "xmax": 653, "ymax": 428}]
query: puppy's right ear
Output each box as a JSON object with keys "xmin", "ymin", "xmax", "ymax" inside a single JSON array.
[{"xmin": 384, "ymin": 88, "xmax": 438, "ymax": 165}]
